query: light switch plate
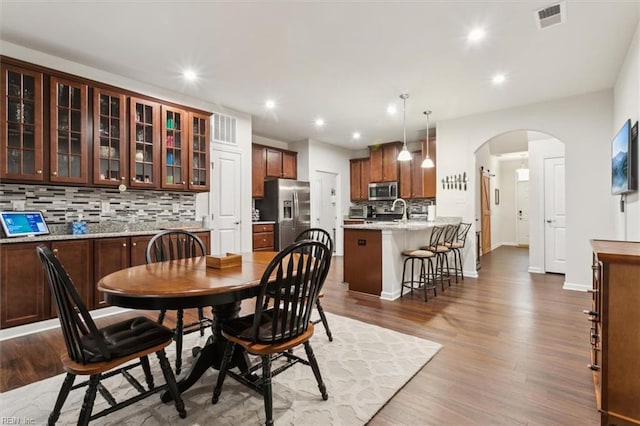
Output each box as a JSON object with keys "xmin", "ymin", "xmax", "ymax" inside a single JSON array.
[
  {"xmin": 172, "ymin": 203, "xmax": 180, "ymax": 213},
  {"xmin": 101, "ymin": 201, "xmax": 111, "ymax": 214},
  {"xmin": 12, "ymin": 200, "xmax": 25, "ymax": 211}
]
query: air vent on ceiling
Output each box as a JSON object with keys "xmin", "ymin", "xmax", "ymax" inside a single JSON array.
[
  {"xmin": 535, "ymin": 1, "xmax": 566, "ymax": 29},
  {"xmin": 212, "ymin": 112, "xmax": 237, "ymax": 145}
]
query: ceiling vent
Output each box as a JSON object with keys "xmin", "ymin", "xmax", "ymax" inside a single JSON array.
[{"xmin": 535, "ymin": 1, "xmax": 566, "ymax": 29}]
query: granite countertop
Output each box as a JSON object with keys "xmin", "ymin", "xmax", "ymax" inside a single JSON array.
[
  {"xmin": 252, "ymin": 221, "xmax": 276, "ymax": 224},
  {"xmin": 0, "ymin": 222, "xmax": 210, "ymax": 244},
  {"xmin": 343, "ymin": 220, "xmax": 458, "ymax": 231}
]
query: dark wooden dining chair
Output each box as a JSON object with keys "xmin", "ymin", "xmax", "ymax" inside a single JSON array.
[
  {"xmin": 36, "ymin": 245, "xmax": 186, "ymax": 425},
  {"xmin": 295, "ymin": 228, "xmax": 334, "ymax": 341},
  {"xmin": 146, "ymin": 229, "xmax": 210, "ymax": 374},
  {"xmin": 212, "ymin": 240, "xmax": 332, "ymax": 426}
]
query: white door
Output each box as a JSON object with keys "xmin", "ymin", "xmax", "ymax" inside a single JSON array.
[
  {"xmin": 210, "ymin": 149, "xmax": 242, "ymax": 255},
  {"xmin": 516, "ymin": 179, "xmax": 529, "ymax": 246},
  {"xmin": 544, "ymin": 157, "xmax": 566, "ymax": 273},
  {"xmin": 315, "ymin": 171, "xmax": 338, "ymax": 251}
]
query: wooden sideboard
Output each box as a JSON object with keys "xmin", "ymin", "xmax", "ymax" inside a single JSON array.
[{"xmin": 589, "ymin": 240, "xmax": 640, "ymax": 426}]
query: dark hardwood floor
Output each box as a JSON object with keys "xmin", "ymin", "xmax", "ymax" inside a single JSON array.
[{"xmin": 0, "ymin": 246, "xmax": 599, "ymax": 424}]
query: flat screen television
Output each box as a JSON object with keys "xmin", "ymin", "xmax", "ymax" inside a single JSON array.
[
  {"xmin": 611, "ymin": 119, "xmax": 638, "ymax": 195},
  {"xmin": 0, "ymin": 211, "xmax": 50, "ymax": 238}
]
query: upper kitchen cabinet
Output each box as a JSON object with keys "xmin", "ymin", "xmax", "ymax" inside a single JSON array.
[
  {"xmin": 189, "ymin": 112, "xmax": 210, "ymax": 191},
  {"xmin": 1, "ymin": 63, "xmax": 44, "ymax": 182},
  {"xmin": 399, "ymin": 151, "xmax": 423, "ymax": 199},
  {"xmin": 252, "ymin": 144, "xmax": 266, "ymax": 198},
  {"xmin": 369, "ymin": 142, "xmax": 401, "ymax": 183},
  {"xmin": 129, "ymin": 97, "xmax": 160, "ymax": 189},
  {"xmin": 50, "ymin": 76, "xmax": 89, "ymax": 184},
  {"xmin": 350, "ymin": 157, "xmax": 370, "ymax": 201},
  {"xmin": 265, "ymin": 146, "xmax": 297, "ymax": 179},
  {"xmin": 93, "ymin": 88, "xmax": 127, "ymax": 187},
  {"xmin": 161, "ymin": 105, "xmax": 189, "ymax": 190},
  {"xmin": 421, "ymin": 137, "xmax": 436, "ymax": 198}
]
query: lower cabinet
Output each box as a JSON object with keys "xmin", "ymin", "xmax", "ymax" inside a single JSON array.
[
  {"xmin": 94, "ymin": 237, "xmax": 130, "ymax": 309},
  {"xmin": 51, "ymin": 240, "xmax": 93, "ymax": 315},
  {"xmin": 343, "ymin": 229, "xmax": 382, "ymax": 295},
  {"xmin": 253, "ymin": 223, "xmax": 274, "ymax": 252}
]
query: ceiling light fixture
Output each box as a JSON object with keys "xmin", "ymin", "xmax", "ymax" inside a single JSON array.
[
  {"xmin": 492, "ymin": 73, "xmax": 506, "ymax": 85},
  {"xmin": 315, "ymin": 118, "xmax": 325, "ymax": 127},
  {"xmin": 352, "ymin": 132, "xmax": 361, "ymax": 140},
  {"xmin": 387, "ymin": 104, "xmax": 397, "ymax": 115},
  {"xmin": 468, "ymin": 28, "xmax": 486, "ymax": 43},
  {"xmin": 397, "ymin": 93, "xmax": 412, "ymax": 162},
  {"xmin": 421, "ymin": 110, "xmax": 435, "ymax": 168},
  {"xmin": 265, "ymin": 99, "xmax": 276, "ymax": 109},
  {"xmin": 183, "ymin": 70, "xmax": 197, "ymax": 81}
]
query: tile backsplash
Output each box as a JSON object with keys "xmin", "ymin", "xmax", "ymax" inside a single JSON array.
[{"xmin": 0, "ymin": 183, "xmax": 197, "ymax": 224}]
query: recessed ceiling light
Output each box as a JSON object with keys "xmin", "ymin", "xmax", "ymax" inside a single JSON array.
[
  {"xmin": 265, "ymin": 99, "xmax": 276, "ymax": 109},
  {"xmin": 387, "ymin": 105, "xmax": 397, "ymax": 115},
  {"xmin": 352, "ymin": 132, "xmax": 361, "ymax": 140},
  {"xmin": 315, "ymin": 118, "xmax": 325, "ymax": 127},
  {"xmin": 183, "ymin": 70, "xmax": 197, "ymax": 81},
  {"xmin": 467, "ymin": 28, "xmax": 486, "ymax": 43},
  {"xmin": 492, "ymin": 73, "xmax": 506, "ymax": 85}
]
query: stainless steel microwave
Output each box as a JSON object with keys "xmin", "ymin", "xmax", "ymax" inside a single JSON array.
[{"xmin": 368, "ymin": 182, "xmax": 398, "ymax": 201}]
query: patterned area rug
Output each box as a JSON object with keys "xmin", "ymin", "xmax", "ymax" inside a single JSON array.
[{"xmin": 1, "ymin": 312, "xmax": 441, "ymax": 425}]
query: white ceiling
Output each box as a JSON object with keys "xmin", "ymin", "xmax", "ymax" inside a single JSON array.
[{"xmin": 1, "ymin": 1, "xmax": 638, "ymax": 150}]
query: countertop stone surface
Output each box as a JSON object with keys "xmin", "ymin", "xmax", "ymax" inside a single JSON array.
[
  {"xmin": 251, "ymin": 221, "xmax": 276, "ymax": 225},
  {"xmin": 0, "ymin": 221, "xmax": 210, "ymax": 244},
  {"xmin": 343, "ymin": 218, "xmax": 459, "ymax": 231}
]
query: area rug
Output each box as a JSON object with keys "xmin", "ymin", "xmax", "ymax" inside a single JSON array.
[{"xmin": 0, "ymin": 312, "xmax": 441, "ymax": 425}]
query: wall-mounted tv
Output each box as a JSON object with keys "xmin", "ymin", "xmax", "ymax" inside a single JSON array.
[{"xmin": 611, "ymin": 119, "xmax": 638, "ymax": 195}]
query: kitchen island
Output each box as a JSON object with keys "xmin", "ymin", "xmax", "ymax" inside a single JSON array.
[{"xmin": 343, "ymin": 221, "xmax": 456, "ymax": 300}]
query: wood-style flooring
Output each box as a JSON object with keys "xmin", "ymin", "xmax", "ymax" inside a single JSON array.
[{"xmin": 0, "ymin": 246, "xmax": 599, "ymax": 425}]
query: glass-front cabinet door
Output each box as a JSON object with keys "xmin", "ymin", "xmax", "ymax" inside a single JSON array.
[
  {"xmin": 1, "ymin": 64, "xmax": 44, "ymax": 181},
  {"xmin": 50, "ymin": 77, "xmax": 88, "ymax": 184},
  {"xmin": 93, "ymin": 88, "xmax": 126, "ymax": 186},
  {"xmin": 129, "ymin": 97, "xmax": 159, "ymax": 189},
  {"xmin": 161, "ymin": 105, "xmax": 188, "ymax": 190},
  {"xmin": 189, "ymin": 112, "xmax": 210, "ymax": 191}
]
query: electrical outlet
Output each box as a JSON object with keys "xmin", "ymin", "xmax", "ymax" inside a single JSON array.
[
  {"xmin": 101, "ymin": 201, "xmax": 111, "ymax": 214},
  {"xmin": 12, "ymin": 200, "xmax": 25, "ymax": 210},
  {"xmin": 172, "ymin": 203, "xmax": 180, "ymax": 213}
]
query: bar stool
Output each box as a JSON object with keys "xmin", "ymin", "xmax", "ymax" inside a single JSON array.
[
  {"xmin": 420, "ymin": 225, "xmax": 452, "ymax": 290},
  {"xmin": 445, "ymin": 222, "xmax": 472, "ymax": 282},
  {"xmin": 400, "ymin": 249, "xmax": 437, "ymax": 301}
]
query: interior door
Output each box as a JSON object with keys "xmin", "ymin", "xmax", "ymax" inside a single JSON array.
[
  {"xmin": 210, "ymin": 149, "xmax": 241, "ymax": 255},
  {"xmin": 516, "ymin": 179, "xmax": 530, "ymax": 247},
  {"xmin": 480, "ymin": 172, "xmax": 492, "ymax": 255},
  {"xmin": 544, "ymin": 157, "xmax": 566, "ymax": 273},
  {"xmin": 316, "ymin": 171, "xmax": 338, "ymax": 251}
]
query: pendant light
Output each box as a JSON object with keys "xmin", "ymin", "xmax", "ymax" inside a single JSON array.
[
  {"xmin": 397, "ymin": 93, "xmax": 412, "ymax": 162},
  {"xmin": 421, "ymin": 110, "xmax": 435, "ymax": 168}
]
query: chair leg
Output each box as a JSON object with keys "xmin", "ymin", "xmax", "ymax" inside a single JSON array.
[
  {"xmin": 48, "ymin": 372, "xmax": 75, "ymax": 425},
  {"xmin": 157, "ymin": 309, "xmax": 166, "ymax": 325},
  {"xmin": 261, "ymin": 355, "xmax": 274, "ymax": 426},
  {"xmin": 175, "ymin": 309, "xmax": 184, "ymax": 375},
  {"xmin": 77, "ymin": 375, "xmax": 100, "ymax": 426},
  {"xmin": 140, "ymin": 355, "xmax": 154, "ymax": 389},
  {"xmin": 303, "ymin": 341, "xmax": 328, "ymax": 400},
  {"xmin": 443, "ymin": 252, "xmax": 451, "ymax": 287},
  {"xmin": 197, "ymin": 307, "xmax": 206, "ymax": 336},
  {"xmin": 212, "ymin": 341, "xmax": 235, "ymax": 404},
  {"xmin": 157, "ymin": 349, "xmax": 187, "ymax": 418},
  {"xmin": 315, "ymin": 299, "xmax": 333, "ymax": 342}
]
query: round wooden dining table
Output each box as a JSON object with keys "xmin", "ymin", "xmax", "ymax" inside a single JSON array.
[{"xmin": 97, "ymin": 251, "xmax": 277, "ymax": 400}]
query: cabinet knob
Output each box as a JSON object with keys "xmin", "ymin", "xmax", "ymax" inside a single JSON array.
[
  {"xmin": 121, "ymin": 176, "xmax": 126, "ymax": 180},
  {"xmin": 132, "ymin": 242, "xmax": 137, "ymax": 247},
  {"xmin": 122, "ymin": 243, "xmax": 127, "ymax": 247},
  {"xmin": 53, "ymin": 248, "xmax": 59, "ymax": 255},
  {"xmin": 52, "ymin": 171, "xmax": 58, "ymax": 176},
  {"xmin": 182, "ymin": 181, "xmax": 186, "ymax": 185},
  {"xmin": 36, "ymin": 170, "xmax": 43, "ymax": 174}
]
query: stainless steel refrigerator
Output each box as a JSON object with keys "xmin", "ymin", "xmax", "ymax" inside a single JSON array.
[{"xmin": 255, "ymin": 179, "xmax": 311, "ymax": 250}]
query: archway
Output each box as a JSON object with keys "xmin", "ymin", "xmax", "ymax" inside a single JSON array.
[{"xmin": 474, "ymin": 130, "xmax": 565, "ymax": 275}]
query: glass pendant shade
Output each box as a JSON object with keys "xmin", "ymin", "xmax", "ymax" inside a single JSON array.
[
  {"xmin": 421, "ymin": 110, "xmax": 435, "ymax": 168},
  {"xmin": 397, "ymin": 93, "xmax": 411, "ymax": 162}
]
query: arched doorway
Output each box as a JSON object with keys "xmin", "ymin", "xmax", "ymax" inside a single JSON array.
[{"xmin": 474, "ymin": 130, "xmax": 565, "ymax": 275}]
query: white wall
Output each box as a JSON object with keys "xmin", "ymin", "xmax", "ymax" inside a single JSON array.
[
  {"xmin": 438, "ymin": 90, "xmax": 614, "ymax": 290},
  {"xmin": 613, "ymin": 21, "xmax": 640, "ymax": 241}
]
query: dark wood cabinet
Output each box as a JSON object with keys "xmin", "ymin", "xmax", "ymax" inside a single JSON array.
[
  {"xmin": 130, "ymin": 235, "xmax": 153, "ymax": 267},
  {"xmin": 1, "ymin": 63, "xmax": 44, "ymax": 182},
  {"xmin": 93, "ymin": 88, "xmax": 127, "ymax": 186},
  {"xmin": 369, "ymin": 142, "xmax": 400, "ymax": 183},
  {"xmin": 161, "ymin": 105, "xmax": 188, "ymax": 190},
  {"xmin": 589, "ymin": 240, "xmax": 640, "ymax": 426},
  {"xmin": 49, "ymin": 76, "xmax": 89, "ymax": 184},
  {"xmin": 130, "ymin": 96, "xmax": 160, "ymax": 189},
  {"xmin": 0, "ymin": 242, "xmax": 46, "ymax": 328},
  {"xmin": 343, "ymin": 229, "xmax": 382, "ymax": 295},
  {"xmin": 350, "ymin": 157, "xmax": 370, "ymax": 201},
  {"xmin": 93, "ymin": 237, "xmax": 129, "ymax": 309},
  {"xmin": 252, "ymin": 145, "xmax": 266, "ymax": 198},
  {"xmin": 189, "ymin": 112, "xmax": 210, "ymax": 191},
  {"xmin": 194, "ymin": 231, "xmax": 210, "ymax": 254},
  {"xmin": 421, "ymin": 137, "xmax": 437, "ymax": 198},
  {"xmin": 252, "ymin": 223, "xmax": 274, "ymax": 251},
  {"xmin": 51, "ymin": 239, "xmax": 93, "ymax": 315},
  {"xmin": 399, "ymin": 151, "xmax": 422, "ymax": 199},
  {"xmin": 252, "ymin": 144, "xmax": 298, "ymax": 198}
]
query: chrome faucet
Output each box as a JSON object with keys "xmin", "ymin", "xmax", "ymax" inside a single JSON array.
[{"xmin": 392, "ymin": 198, "xmax": 408, "ymax": 223}]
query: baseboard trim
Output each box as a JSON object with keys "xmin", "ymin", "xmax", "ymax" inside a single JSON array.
[
  {"xmin": 563, "ymin": 281, "xmax": 590, "ymax": 292},
  {"xmin": 528, "ymin": 266, "xmax": 545, "ymax": 274},
  {"xmin": 0, "ymin": 307, "xmax": 131, "ymax": 341}
]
